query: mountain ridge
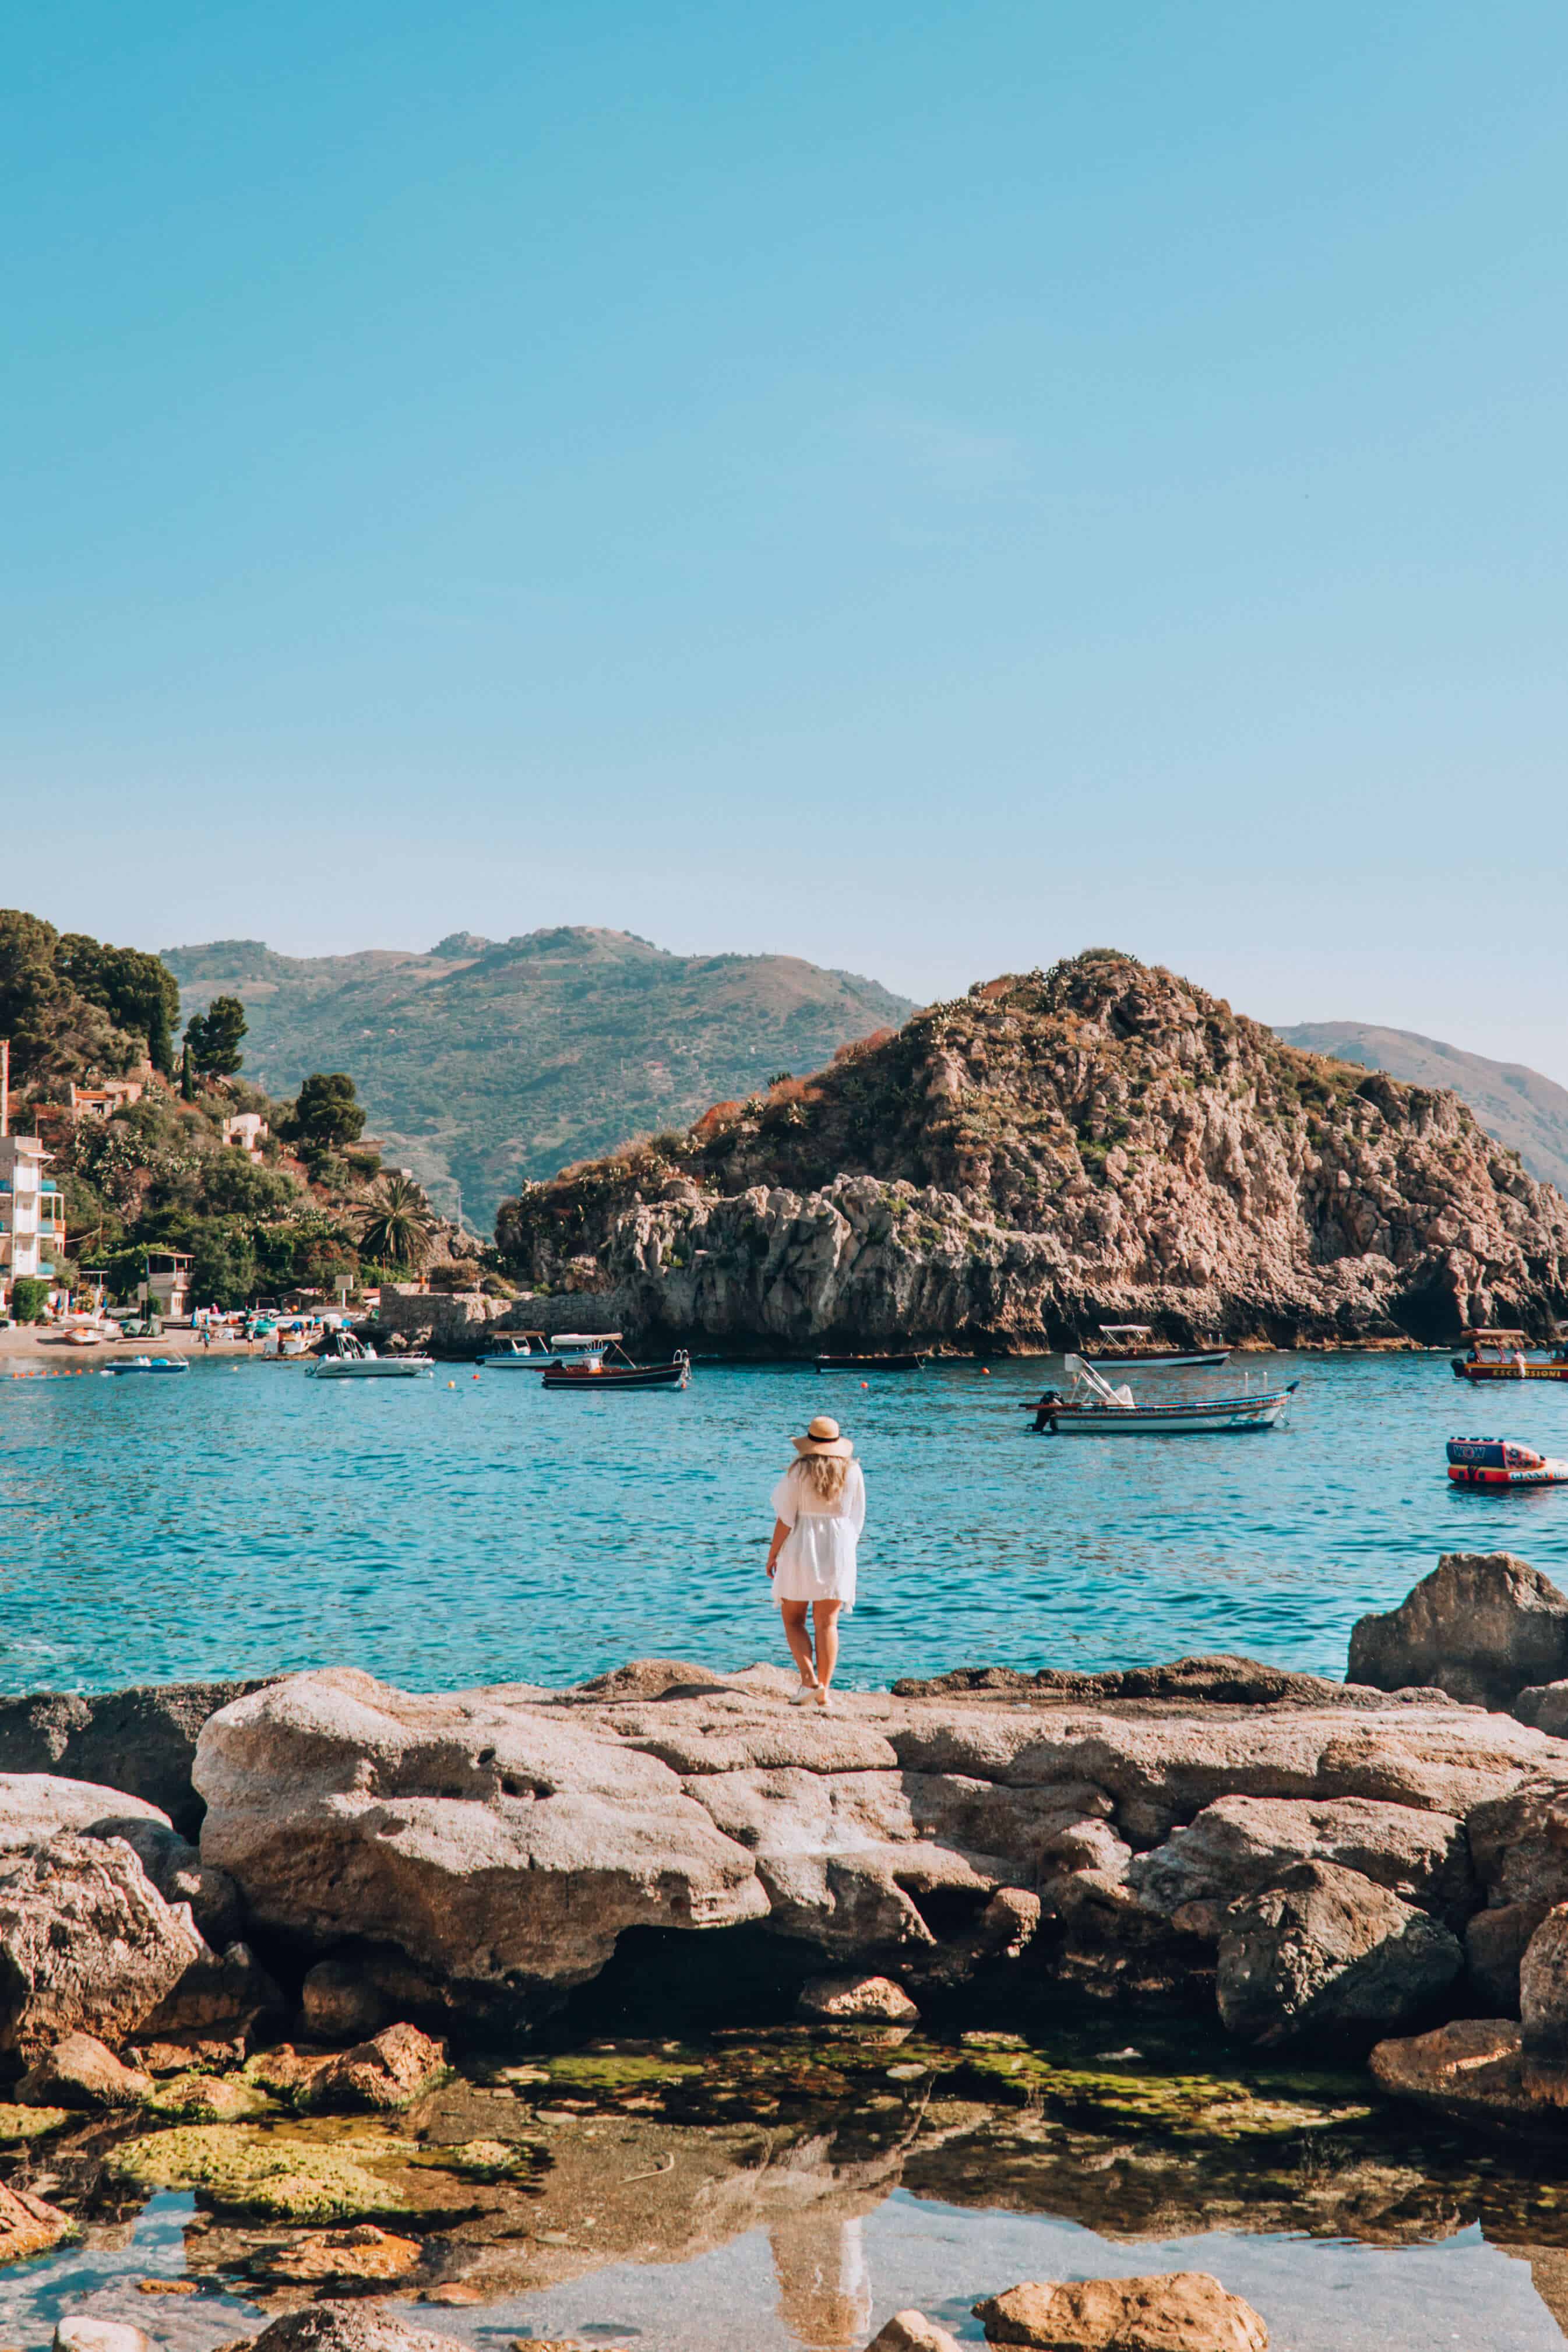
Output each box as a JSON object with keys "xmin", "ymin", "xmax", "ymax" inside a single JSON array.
[
  {"xmin": 163, "ymin": 927, "xmax": 913, "ymax": 1225},
  {"xmin": 1275, "ymin": 1022, "xmax": 1568, "ymax": 1200}
]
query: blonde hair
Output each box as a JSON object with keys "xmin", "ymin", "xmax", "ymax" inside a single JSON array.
[{"xmin": 793, "ymin": 1452, "xmax": 850, "ymax": 1504}]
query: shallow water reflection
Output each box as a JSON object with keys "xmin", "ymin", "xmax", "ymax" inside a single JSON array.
[{"xmin": 4, "ymin": 2023, "xmax": 1568, "ymax": 2349}]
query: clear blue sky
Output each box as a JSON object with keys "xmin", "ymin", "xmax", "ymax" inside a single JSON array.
[{"xmin": 6, "ymin": 2, "xmax": 1567, "ymax": 1071}]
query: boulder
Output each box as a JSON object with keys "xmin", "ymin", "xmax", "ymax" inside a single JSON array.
[
  {"xmin": 302, "ymin": 1957, "xmax": 387, "ymax": 2042},
  {"xmin": 1369, "ymin": 2017, "xmax": 1532, "ymax": 2125},
  {"xmin": 1467, "ymin": 1776, "xmax": 1568, "ymax": 1911},
  {"xmin": 246, "ymin": 2305, "xmax": 465, "ymax": 2352},
  {"xmin": 1127, "ymin": 1795, "xmax": 1474, "ymax": 1926},
  {"xmin": 1348, "ymin": 1553, "xmax": 1568, "ymax": 1710},
  {"xmin": 16, "ymin": 2032, "xmax": 152, "ymax": 2108},
  {"xmin": 798, "ymin": 1973, "xmax": 918, "ymax": 2022},
  {"xmin": 1513, "ymin": 1680, "xmax": 1568, "ymax": 1737},
  {"xmin": 0, "ymin": 2180, "xmax": 73, "ymax": 2263},
  {"xmin": 1520, "ymin": 1903, "xmax": 1568, "ymax": 2052},
  {"xmin": 973, "ymin": 2271, "xmax": 1268, "ymax": 2349},
  {"xmin": 110, "ymin": 1821, "xmax": 244, "ymax": 1949},
  {"xmin": 53, "ymin": 2326, "xmax": 149, "ymax": 2352},
  {"xmin": 141, "ymin": 1938, "xmax": 281, "ymax": 2040},
  {"xmin": 0, "ymin": 1682, "xmax": 268, "ymax": 1837},
  {"xmin": 868, "ymin": 2316, "xmax": 964, "ymax": 2352},
  {"xmin": 1465, "ymin": 1903, "xmax": 1546, "ymax": 2013},
  {"xmin": 251, "ymin": 2223, "xmax": 424, "ymax": 2283},
  {"xmin": 297, "ymin": 2022, "xmax": 448, "ymax": 2111},
  {"xmin": 1215, "ymin": 1860, "xmax": 1463, "ymax": 2045},
  {"xmin": 194, "ymin": 1672, "xmax": 770, "ymax": 2000},
  {"xmin": 0, "ymin": 1773, "xmax": 170, "ymax": 1850},
  {"xmin": 0, "ymin": 1834, "xmax": 207, "ymax": 2059}
]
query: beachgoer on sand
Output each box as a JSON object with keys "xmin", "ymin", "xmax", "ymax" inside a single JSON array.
[{"xmin": 766, "ymin": 1415, "xmax": 865, "ymax": 1709}]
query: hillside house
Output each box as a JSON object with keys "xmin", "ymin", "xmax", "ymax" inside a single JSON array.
[
  {"xmin": 0, "ymin": 1136, "xmax": 65, "ymax": 1307},
  {"xmin": 142, "ymin": 1248, "xmax": 193, "ymax": 1320},
  {"xmin": 69, "ymin": 1079, "xmax": 145, "ymax": 1117},
  {"xmin": 222, "ymin": 1112, "xmax": 268, "ymax": 1157}
]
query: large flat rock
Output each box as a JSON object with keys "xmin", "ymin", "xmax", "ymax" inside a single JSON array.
[{"xmin": 192, "ymin": 1665, "xmax": 1568, "ymax": 2029}]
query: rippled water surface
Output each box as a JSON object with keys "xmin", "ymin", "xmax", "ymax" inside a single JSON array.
[{"xmin": 3, "ymin": 1350, "xmax": 1567, "ymax": 1692}]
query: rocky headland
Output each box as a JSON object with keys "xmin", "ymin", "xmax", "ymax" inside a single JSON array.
[{"xmin": 494, "ymin": 950, "xmax": 1568, "ymax": 1350}]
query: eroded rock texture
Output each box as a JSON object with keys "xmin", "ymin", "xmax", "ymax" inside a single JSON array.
[
  {"xmin": 191, "ymin": 1662, "xmax": 1566, "ymax": 2047},
  {"xmin": 494, "ymin": 950, "xmax": 1568, "ymax": 1348}
]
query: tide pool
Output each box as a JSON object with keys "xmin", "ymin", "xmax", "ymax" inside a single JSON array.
[{"xmin": 2, "ymin": 1350, "xmax": 1564, "ymax": 1694}]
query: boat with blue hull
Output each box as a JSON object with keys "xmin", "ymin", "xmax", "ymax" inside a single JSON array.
[{"xmin": 1026, "ymin": 1355, "xmax": 1298, "ymax": 1434}]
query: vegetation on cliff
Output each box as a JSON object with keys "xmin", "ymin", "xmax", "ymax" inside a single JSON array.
[
  {"xmin": 495, "ymin": 950, "xmax": 1568, "ymax": 1348},
  {"xmin": 163, "ymin": 926, "xmax": 913, "ymax": 1224},
  {"xmin": 1, "ymin": 910, "xmax": 466, "ymax": 1308}
]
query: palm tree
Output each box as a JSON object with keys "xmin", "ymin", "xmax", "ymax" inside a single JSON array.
[{"xmin": 357, "ymin": 1174, "xmax": 437, "ymax": 1270}]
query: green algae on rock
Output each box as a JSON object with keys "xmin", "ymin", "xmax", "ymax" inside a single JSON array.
[
  {"xmin": 143, "ymin": 2074, "xmax": 272, "ymax": 2122},
  {"xmin": 105, "ymin": 2123, "xmax": 415, "ymax": 2220},
  {"xmin": 0, "ymin": 2103, "xmax": 72, "ymax": 2142}
]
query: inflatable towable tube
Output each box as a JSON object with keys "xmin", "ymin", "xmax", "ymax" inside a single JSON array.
[{"xmin": 1447, "ymin": 1436, "xmax": 1568, "ymax": 1487}]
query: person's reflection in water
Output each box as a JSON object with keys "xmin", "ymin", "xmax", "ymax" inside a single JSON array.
[{"xmin": 769, "ymin": 2212, "xmax": 873, "ymax": 2347}]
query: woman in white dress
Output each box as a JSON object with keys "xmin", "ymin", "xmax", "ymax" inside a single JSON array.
[{"xmin": 766, "ymin": 1415, "xmax": 866, "ymax": 1709}]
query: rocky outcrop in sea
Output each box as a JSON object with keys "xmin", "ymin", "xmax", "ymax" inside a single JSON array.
[{"xmin": 494, "ymin": 950, "xmax": 1568, "ymax": 1348}]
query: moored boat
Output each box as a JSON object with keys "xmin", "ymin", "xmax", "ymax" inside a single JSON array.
[
  {"xmin": 815, "ymin": 1352, "xmax": 928, "ymax": 1372},
  {"xmin": 541, "ymin": 1340, "xmax": 690, "ymax": 1390},
  {"xmin": 1080, "ymin": 1323, "xmax": 1230, "ymax": 1370},
  {"xmin": 308, "ymin": 1333, "xmax": 434, "ymax": 1380},
  {"xmin": 100, "ymin": 1355, "xmax": 189, "ymax": 1377},
  {"xmin": 1026, "ymin": 1355, "xmax": 1298, "ymax": 1434},
  {"xmin": 1447, "ymin": 1435, "xmax": 1568, "ymax": 1488},
  {"xmin": 1451, "ymin": 1329, "xmax": 1568, "ymax": 1381},
  {"xmin": 477, "ymin": 1331, "xmax": 612, "ymax": 1368}
]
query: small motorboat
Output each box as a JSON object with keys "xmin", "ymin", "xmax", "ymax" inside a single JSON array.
[
  {"xmin": 477, "ymin": 1331, "xmax": 612, "ymax": 1368},
  {"xmin": 1026, "ymin": 1355, "xmax": 1298, "ymax": 1434},
  {"xmin": 100, "ymin": 1355, "xmax": 189, "ymax": 1377},
  {"xmin": 1451, "ymin": 1329, "xmax": 1568, "ymax": 1382},
  {"xmin": 308, "ymin": 1333, "xmax": 434, "ymax": 1381},
  {"xmin": 542, "ymin": 1340, "xmax": 690, "ymax": 1390},
  {"xmin": 1447, "ymin": 1436, "xmax": 1568, "ymax": 1488},
  {"xmin": 1080, "ymin": 1323, "xmax": 1231, "ymax": 1370},
  {"xmin": 815, "ymin": 1352, "xmax": 928, "ymax": 1372}
]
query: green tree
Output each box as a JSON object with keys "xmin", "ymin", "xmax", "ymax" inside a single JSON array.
[
  {"xmin": 294, "ymin": 1072, "xmax": 365, "ymax": 1149},
  {"xmin": 184, "ymin": 994, "xmax": 247, "ymax": 1079},
  {"xmin": 58, "ymin": 938, "xmax": 182, "ymax": 1075},
  {"xmin": 189, "ymin": 1220, "xmax": 258, "ymax": 1311},
  {"xmin": 357, "ymin": 1174, "xmax": 436, "ymax": 1270},
  {"xmin": 8, "ymin": 1276, "xmax": 50, "ymax": 1322}
]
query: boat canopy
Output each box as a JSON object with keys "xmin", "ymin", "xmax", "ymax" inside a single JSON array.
[
  {"xmin": 1098, "ymin": 1324, "xmax": 1153, "ymax": 1337},
  {"xmin": 552, "ymin": 1332, "xmax": 622, "ymax": 1344},
  {"xmin": 1463, "ymin": 1329, "xmax": 1530, "ymax": 1344}
]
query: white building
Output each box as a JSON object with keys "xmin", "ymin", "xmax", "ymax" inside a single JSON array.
[
  {"xmin": 221, "ymin": 1111, "xmax": 269, "ymax": 1157},
  {"xmin": 0, "ymin": 1136, "xmax": 66, "ymax": 1306}
]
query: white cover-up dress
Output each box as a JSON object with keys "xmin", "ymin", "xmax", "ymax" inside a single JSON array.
[{"xmin": 770, "ymin": 1460, "xmax": 866, "ymax": 1610}]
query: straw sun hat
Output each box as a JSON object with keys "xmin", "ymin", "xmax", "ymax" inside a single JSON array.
[{"xmin": 792, "ymin": 1414, "xmax": 854, "ymax": 1459}]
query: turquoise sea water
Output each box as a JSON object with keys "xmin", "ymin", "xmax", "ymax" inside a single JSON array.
[{"xmin": 4, "ymin": 1351, "xmax": 1568, "ymax": 1693}]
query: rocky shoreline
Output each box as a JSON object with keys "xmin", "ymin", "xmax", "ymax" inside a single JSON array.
[{"xmin": 5, "ymin": 1550, "xmax": 1568, "ymax": 2339}]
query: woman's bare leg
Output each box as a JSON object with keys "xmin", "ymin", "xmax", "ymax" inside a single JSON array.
[
  {"xmin": 812, "ymin": 1601, "xmax": 841, "ymax": 1691},
  {"xmin": 780, "ymin": 1601, "xmax": 818, "ymax": 1685}
]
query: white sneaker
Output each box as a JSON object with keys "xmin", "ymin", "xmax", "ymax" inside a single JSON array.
[
  {"xmin": 813, "ymin": 1686, "xmax": 834, "ymax": 1709},
  {"xmin": 789, "ymin": 1682, "xmax": 819, "ymax": 1706}
]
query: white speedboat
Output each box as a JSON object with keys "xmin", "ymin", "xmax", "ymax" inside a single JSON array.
[
  {"xmin": 308, "ymin": 1334, "xmax": 433, "ymax": 1381},
  {"xmin": 476, "ymin": 1330, "xmax": 621, "ymax": 1368},
  {"xmin": 100, "ymin": 1355, "xmax": 189, "ymax": 1378},
  {"xmin": 1026, "ymin": 1355, "xmax": 1298, "ymax": 1434}
]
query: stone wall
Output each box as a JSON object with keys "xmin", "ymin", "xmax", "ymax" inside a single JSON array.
[{"xmin": 373, "ymin": 1287, "xmax": 510, "ymax": 1347}]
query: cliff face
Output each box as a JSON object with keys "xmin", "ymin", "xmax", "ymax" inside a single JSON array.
[{"xmin": 494, "ymin": 951, "xmax": 1568, "ymax": 1350}]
